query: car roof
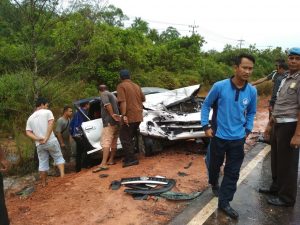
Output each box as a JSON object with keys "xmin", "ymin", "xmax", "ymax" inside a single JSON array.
[
  {"xmin": 73, "ymin": 96, "xmax": 101, "ymax": 107},
  {"xmin": 141, "ymin": 87, "xmax": 169, "ymax": 95}
]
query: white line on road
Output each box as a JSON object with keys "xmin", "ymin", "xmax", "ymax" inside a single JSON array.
[{"xmin": 187, "ymin": 145, "xmax": 271, "ymax": 225}]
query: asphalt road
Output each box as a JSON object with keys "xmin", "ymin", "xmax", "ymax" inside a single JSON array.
[{"xmin": 169, "ymin": 143, "xmax": 300, "ymax": 225}]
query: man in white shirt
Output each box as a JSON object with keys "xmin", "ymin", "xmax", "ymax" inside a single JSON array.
[{"xmin": 26, "ymin": 97, "xmax": 65, "ymax": 186}]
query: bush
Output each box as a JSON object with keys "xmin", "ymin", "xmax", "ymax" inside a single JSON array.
[{"xmin": 255, "ymin": 81, "xmax": 273, "ymax": 96}]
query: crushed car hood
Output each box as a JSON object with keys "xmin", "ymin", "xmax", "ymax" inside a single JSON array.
[
  {"xmin": 140, "ymin": 84, "xmax": 211, "ymax": 141},
  {"xmin": 143, "ymin": 84, "xmax": 200, "ymax": 110}
]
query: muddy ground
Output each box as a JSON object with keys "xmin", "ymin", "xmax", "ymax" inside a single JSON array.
[{"xmin": 4, "ymin": 97, "xmax": 269, "ymax": 225}]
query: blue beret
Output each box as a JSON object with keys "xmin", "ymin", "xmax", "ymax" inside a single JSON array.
[
  {"xmin": 119, "ymin": 69, "xmax": 130, "ymax": 79},
  {"xmin": 288, "ymin": 47, "xmax": 300, "ymax": 56}
]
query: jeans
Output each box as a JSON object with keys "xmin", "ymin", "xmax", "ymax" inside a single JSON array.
[{"xmin": 209, "ymin": 136, "xmax": 245, "ymax": 207}]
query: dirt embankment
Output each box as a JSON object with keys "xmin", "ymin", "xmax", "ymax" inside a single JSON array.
[{"xmin": 4, "ymin": 97, "xmax": 269, "ymax": 225}]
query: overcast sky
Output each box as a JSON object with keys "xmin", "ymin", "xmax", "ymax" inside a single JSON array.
[{"xmin": 107, "ymin": 0, "xmax": 299, "ymax": 51}]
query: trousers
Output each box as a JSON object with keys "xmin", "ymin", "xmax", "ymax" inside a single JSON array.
[
  {"xmin": 0, "ymin": 173, "xmax": 9, "ymax": 225},
  {"xmin": 119, "ymin": 122, "xmax": 140, "ymax": 161},
  {"xmin": 208, "ymin": 136, "xmax": 245, "ymax": 207},
  {"xmin": 271, "ymin": 122, "xmax": 299, "ymax": 204}
]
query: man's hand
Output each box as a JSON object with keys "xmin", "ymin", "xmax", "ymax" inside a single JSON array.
[
  {"xmin": 38, "ymin": 137, "xmax": 46, "ymax": 145},
  {"xmin": 205, "ymin": 128, "xmax": 214, "ymax": 138},
  {"xmin": 290, "ymin": 134, "xmax": 300, "ymax": 149},
  {"xmin": 112, "ymin": 114, "xmax": 121, "ymax": 122},
  {"xmin": 264, "ymin": 119, "xmax": 274, "ymax": 142},
  {"xmin": 122, "ymin": 116, "xmax": 129, "ymax": 126}
]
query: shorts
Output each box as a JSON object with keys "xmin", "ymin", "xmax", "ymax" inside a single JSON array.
[
  {"xmin": 101, "ymin": 124, "xmax": 120, "ymax": 149},
  {"xmin": 36, "ymin": 139, "xmax": 65, "ymax": 171}
]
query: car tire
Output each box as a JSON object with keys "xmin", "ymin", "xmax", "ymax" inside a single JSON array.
[{"xmin": 138, "ymin": 135, "xmax": 163, "ymax": 157}]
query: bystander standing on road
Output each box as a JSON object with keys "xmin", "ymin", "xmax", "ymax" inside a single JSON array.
[
  {"xmin": 252, "ymin": 60, "xmax": 288, "ymax": 116},
  {"xmin": 262, "ymin": 47, "xmax": 300, "ymax": 207},
  {"xmin": 93, "ymin": 84, "xmax": 120, "ymax": 172},
  {"xmin": 258, "ymin": 61, "xmax": 288, "ymax": 196},
  {"xmin": 201, "ymin": 53, "xmax": 257, "ymax": 219},
  {"xmin": 26, "ymin": 97, "xmax": 65, "ymax": 187},
  {"xmin": 117, "ymin": 69, "xmax": 145, "ymax": 168},
  {"xmin": 70, "ymin": 101, "xmax": 90, "ymax": 172},
  {"xmin": 55, "ymin": 106, "xmax": 73, "ymax": 163},
  {"xmin": 0, "ymin": 148, "xmax": 10, "ymax": 225}
]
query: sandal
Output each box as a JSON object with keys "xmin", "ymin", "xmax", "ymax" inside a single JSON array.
[{"xmin": 92, "ymin": 167, "xmax": 109, "ymax": 173}]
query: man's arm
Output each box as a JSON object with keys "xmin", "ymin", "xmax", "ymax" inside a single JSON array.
[
  {"xmin": 290, "ymin": 112, "xmax": 300, "ymax": 148},
  {"xmin": 251, "ymin": 77, "xmax": 268, "ymax": 86},
  {"xmin": 201, "ymin": 84, "xmax": 219, "ymax": 137},
  {"xmin": 26, "ymin": 130, "xmax": 43, "ymax": 142},
  {"xmin": 140, "ymin": 88, "xmax": 146, "ymax": 102},
  {"xmin": 55, "ymin": 119, "xmax": 65, "ymax": 147},
  {"xmin": 245, "ymin": 90, "xmax": 257, "ymax": 135},
  {"xmin": 56, "ymin": 132, "xmax": 65, "ymax": 147},
  {"xmin": 251, "ymin": 71, "xmax": 276, "ymax": 86},
  {"xmin": 117, "ymin": 85, "xmax": 128, "ymax": 124},
  {"xmin": 41, "ymin": 119, "xmax": 54, "ymax": 144},
  {"xmin": 104, "ymin": 104, "xmax": 121, "ymax": 122}
]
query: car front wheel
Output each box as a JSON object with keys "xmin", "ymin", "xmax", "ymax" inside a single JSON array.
[{"xmin": 137, "ymin": 135, "xmax": 163, "ymax": 157}]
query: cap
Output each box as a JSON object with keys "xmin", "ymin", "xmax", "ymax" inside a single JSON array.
[
  {"xmin": 119, "ymin": 69, "xmax": 130, "ymax": 79},
  {"xmin": 288, "ymin": 47, "xmax": 300, "ymax": 56}
]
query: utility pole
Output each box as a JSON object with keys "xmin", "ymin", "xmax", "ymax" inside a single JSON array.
[
  {"xmin": 237, "ymin": 39, "xmax": 245, "ymax": 49},
  {"xmin": 189, "ymin": 21, "xmax": 199, "ymax": 35}
]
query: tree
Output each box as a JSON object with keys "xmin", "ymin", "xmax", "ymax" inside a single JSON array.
[
  {"xmin": 131, "ymin": 17, "xmax": 149, "ymax": 34},
  {"xmin": 99, "ymin": 4, "xmax": 128, "ymax": 27},
  {"xmin": 160, "ymin": 27, "xmax": 180, "ymax": 41}
]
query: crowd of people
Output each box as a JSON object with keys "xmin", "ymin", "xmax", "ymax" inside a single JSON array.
[
  {"xmin": 202, "ymin": 47, "xmax": 300, "ymax": 219},
  {"xmin": 1, "ymin": 47, "xmax": 300, "ymax": 224}
]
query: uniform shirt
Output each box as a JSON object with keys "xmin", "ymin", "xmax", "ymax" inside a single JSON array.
[
  {"xmin": 26, "ymin": 109, "xmax": 56, "ymax": 146},
  {"xmin": 201, "ymin": 78, "xmax": 257, "ymax": 140},
  {"xmin": 269, "ymin": 72, "xmax": 287, "ymax": 107},
  {"xmin": 273, "ymin": 71, "xmax": 300, "ymax": 119},
  {"xmin": 117, "ymin": 80, "xmax": 145, "ymax": 123},
  {"xmin": 100, "ymin": 91, "xmax": 120, "ymax": 127}
]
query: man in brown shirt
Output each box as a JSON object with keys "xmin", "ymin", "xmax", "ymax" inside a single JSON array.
[{"xmin": 117, "ymin": 69, "xmax": 145, "ymax": 167}]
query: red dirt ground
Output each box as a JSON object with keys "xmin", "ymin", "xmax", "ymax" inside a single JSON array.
[{"xmin": 5, "ymin": 97, "xmax": 269, "ymax": 225}]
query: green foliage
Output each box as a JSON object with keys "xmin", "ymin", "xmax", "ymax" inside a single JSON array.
[{"xmin": 255, "ymin": 81, "xmax": 273, "ymax": 96}]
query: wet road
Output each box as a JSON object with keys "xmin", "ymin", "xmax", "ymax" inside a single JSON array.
[{"xmin": 169, "ymin": 143, "xmax": 300, "ymax": 225}]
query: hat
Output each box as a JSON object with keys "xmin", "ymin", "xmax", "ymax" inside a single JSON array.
[
  {"xmin": 119, "ymin": 69, "xmax": 130, "ymax": 79},
  {"xmin": 288, "ymin": 47, "xmax": 300, "ymax": 56}
]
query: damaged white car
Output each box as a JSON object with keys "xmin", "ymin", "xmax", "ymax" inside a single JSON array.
[
  {"xmin": 138, "ymin": 84, "xmax": 211, "ymax": 156},
  {"xmin": 74, "ymin": 85, "xmax": 211, "ymax": 156}
]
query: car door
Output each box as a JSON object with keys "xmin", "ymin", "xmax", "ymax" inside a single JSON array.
[
  {"xmin": 81, "ymin": 118, "xmax": 122, "ymax": 154},
  {"xmin": 81, "ymin": 118, "xmax": 102, "ymax": 154}
]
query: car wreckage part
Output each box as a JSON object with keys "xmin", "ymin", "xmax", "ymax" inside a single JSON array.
[
  {"xmin": 159, "ymin": 191, "xmax": 202, "ymax": 200},
  {"xmin": 124, "ymin": 179, "xmax": 176, "ymax": 195},
  {"xmin": 120, "ymin": 176, "xmax": 168, "ymax": 185}
]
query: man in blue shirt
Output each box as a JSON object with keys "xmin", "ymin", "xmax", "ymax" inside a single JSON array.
[
  {"xmin": 70, "ymin": 102, "xmax": 90, "ymax": 172},
  {"xmin": 201, "ymin": 53, "xmax": 257, "ymax": 219}
]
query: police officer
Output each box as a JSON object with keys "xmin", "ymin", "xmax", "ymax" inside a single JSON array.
[{"xmin": 264, "ymin": 47, "xmax": 300, "ymax": 207}]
